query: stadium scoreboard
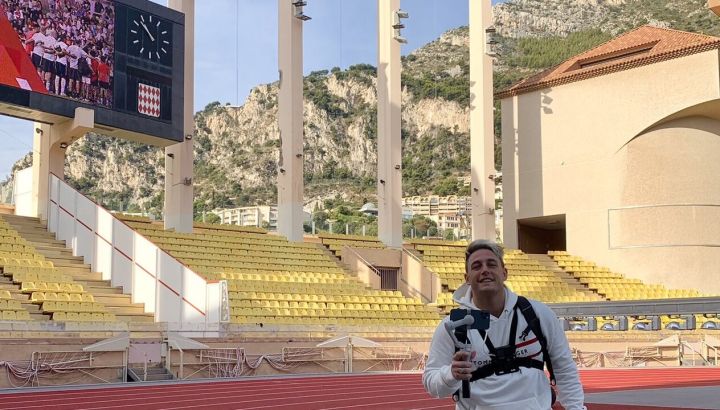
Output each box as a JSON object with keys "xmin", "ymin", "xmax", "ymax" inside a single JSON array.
[{"xmin": 0, "ymin": 0, "xmax": 185, "ymax": 144}]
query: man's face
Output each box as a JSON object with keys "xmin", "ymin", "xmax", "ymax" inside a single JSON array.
[{"xmin": 465, "ymin": 249, "xmax": 507, "ymax": 295}]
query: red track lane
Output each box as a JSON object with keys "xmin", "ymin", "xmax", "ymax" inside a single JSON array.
[
  {"xmin": 0, "ymin": 368, "xmax": 717, "ymax": 410},
  {"xmin": 579, "ymin": 368, "xmax": 720, "ymax": 392}
]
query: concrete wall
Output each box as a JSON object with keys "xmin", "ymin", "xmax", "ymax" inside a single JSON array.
[
  {"xmin": 342, "ymin": 248, "xmax": 382, "ymax": 290},
  {"xmin": 345, "ymin": 248, "xmax": 402, "ymax": 268},
  {"xmin": 501, "ymin": 49, "xmax": 720, "ymax": 295},
  {"xmin": 401, "ymin": 251, "xmax": 441, "ymax": 303}
]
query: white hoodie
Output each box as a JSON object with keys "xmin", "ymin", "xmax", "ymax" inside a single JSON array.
[{"xmin": 423, "ymin": 285, "xmax": 586, "ymax": 410}]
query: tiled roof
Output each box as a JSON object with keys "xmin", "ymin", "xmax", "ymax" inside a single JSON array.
[{"xmin": 496, "ymin": 26, "xmax": 720, "ymax": 99}]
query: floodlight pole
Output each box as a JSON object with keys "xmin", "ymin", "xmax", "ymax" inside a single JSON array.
[
  {"xmin": 30, "ymin": 108, "xmax": 94, "ymax": 220},
  {"xmin": 469, "ymin": 0, "xmax": 496, "ymax": 241},
  {"xmin": 377, "ymin": 0, "xmax": 404, "ymax": 248},
  {"xmin": 164, "ymin": 0, "xmax": 195, "ymax": 233},
  {"xmin": 277, "ymin": 0, "xmax": 306, "ymax": 242}
]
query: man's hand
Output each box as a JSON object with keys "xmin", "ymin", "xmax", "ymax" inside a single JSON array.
[{"xmin": 451, "ymin": 351, "xmax": 473, "ymax": 380}]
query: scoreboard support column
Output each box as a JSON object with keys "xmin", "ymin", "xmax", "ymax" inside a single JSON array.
[
  {"xmin": 31, "ymin": 108, "xmax": 95, "ymax": 220},
  {"xmin": 165, "ymin": 0, "xmax": 195, "ymax": 233}
]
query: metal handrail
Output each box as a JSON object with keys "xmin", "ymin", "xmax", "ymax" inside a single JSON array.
[
  {"xmin": 402, "ymin": 247, "xmax": 423, "ymax": 264},
  {"xmin": 702, "ymin": 340, "xmax": 719, "ymax": 366},
  {"xmin": 680, "ymin": 341, "xmax": 710, "ymax": 366},
  {"xmin": 343, "ymin": 245, "xmax": 381, "ymax": 276}
]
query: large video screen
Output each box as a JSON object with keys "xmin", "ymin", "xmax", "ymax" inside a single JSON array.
[
  {"xmin": 0, "ymin": 0, "xmax": 183, "ymax": 144},
  {"xmin": 0, "ymin": 0, "xmax": 115, "ymax": 109}
]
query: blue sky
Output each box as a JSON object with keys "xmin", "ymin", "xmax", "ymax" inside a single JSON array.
[{"xmin": 0, "ymin": 0, "xmax": 505, "ymax": 179}]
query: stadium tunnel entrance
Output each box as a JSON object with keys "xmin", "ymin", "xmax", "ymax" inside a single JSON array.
[{"xmin": 517, "ymin": 214, "xmax": 566, "ymax": 254}]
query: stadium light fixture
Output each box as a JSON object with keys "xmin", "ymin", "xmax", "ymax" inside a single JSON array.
[
  {"xmin": 485, "ymin": 26, "xmax": 499, "ymax": 57},
  {"xmin": 293, "ymin": 0, "xmax": 311, "ymax": 21},
  {"xmin": 393, "ymin": 9, "xmax": 409, "ymax": 44}
]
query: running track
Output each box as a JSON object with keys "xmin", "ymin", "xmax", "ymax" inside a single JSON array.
[{"xmin": 0, "ymin": 368, "xmax": 718, "ymax": 410}]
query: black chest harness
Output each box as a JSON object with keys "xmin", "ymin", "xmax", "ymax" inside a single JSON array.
[{"xmin": 460, "ymin": 297, "xmax": 556, "ymax": 384}]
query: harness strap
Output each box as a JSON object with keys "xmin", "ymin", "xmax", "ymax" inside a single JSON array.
[
  {"xmin": 469, "ymin": 357, "xmax": 544, "ymax": 381},
  {"xmin": 478, "ymin": 305, "xmax": 520, "ymax": 354},
  {"xmin": 516, "ymin": 296, "xmax": 556, "ymax": 386}
]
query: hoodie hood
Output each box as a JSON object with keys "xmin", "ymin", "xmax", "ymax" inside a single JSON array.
[{"xmin": 452, "ymin": 283, "xmax": 519, "ymax": 317}]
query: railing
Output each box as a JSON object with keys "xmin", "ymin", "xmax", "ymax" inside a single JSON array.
[
  {"xmin": 402, "ymin": 247, "xmax": 424, "ymax": 265},
  {"xmin": 680, "ymin": 341, "xmax": 711, "ymax": 366},
  {"xmin": 342, "ymin": 246, "xmax": 382, "ymax": 276},
  {"xmin": 47, "ymin": 174, "xmax": 227, "ymax": 333},
  {"xmin": 700, "ymin": 339, "xmax": 719, "ymax": 366},
  {"xmin": 549, "ymin": 297, "xmax": 720, "ymax": 317}
]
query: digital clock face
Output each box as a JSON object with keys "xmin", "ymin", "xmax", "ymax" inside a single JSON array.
[{"xmin": 128, "ymin": 10, "xmax": 173, "ymax": 66}]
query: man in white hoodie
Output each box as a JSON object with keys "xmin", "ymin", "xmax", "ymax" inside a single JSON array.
[{"xmin": 423, "ymin": 240, "xmax": 586, "ymax": 410}]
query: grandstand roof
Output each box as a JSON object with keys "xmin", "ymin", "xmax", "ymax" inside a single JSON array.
[{"xmin": 496, "ymin": 26, "xmax": 720, "ymax": 99}]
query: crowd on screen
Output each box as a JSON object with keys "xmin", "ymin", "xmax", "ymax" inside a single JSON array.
[{"xmin": 2, "ymin": 0, "xmax": 114, "ymax": 107}]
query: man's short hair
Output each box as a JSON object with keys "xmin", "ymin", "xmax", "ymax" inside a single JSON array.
[{"xmin": 465, "ymin": 239, "xmax": 505, "ymax": 271}]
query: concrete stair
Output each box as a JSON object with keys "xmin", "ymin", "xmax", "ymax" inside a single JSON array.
[
  {"xmin": 127, "ymin": 364, "xmax": 174, "ymax": 382},
  {"xmin": 2, "ymin": 214, "xmax": 155, "ymax": 323},
  {"xmin": 526, "ymin": 253, "xmax": 606, "ymax": 301}
]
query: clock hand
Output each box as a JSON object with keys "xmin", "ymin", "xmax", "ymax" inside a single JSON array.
[{"xmin": 140, "ymin": 21, "xmax": 155, "ymax": 42}]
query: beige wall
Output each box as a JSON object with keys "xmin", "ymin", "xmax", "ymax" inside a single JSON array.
[
  {"xmin": 502, "ymin": 49, "xmax": 720, "ymax": 295},
  {"xmin": 401, "ymin": 251, "xmax": 442, "ymax": 303},
  {"xmin": 345, "ymin": 248, "xmax": 402, "ymax": 268}
]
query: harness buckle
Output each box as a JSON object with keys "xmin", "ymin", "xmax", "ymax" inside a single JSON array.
[{"xmin": 491, "ymin": 345, "xmax": 520, "ymax": 375}]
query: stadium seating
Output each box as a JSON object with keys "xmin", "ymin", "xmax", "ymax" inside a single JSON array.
[
  {"xmin": 120, "ymin": 217, "xmax": 441, "ymax": 327},
  {"xmin": 0, "ymin": 216, "xmax": 116, "ymax": 323},
  {"xmin": 408, "ymin": 240, "xmax": 599, "ymax": 314},
  {"xmin": 549, "ymin": 251, "xmax": 712, "ymax": 300},
  {"xmin": 318, "ymin": 232, "xmax": 385, "ymax": 257}
]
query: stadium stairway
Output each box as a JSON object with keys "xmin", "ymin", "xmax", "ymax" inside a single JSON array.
[
  {"xmin": 127, "ymin": 364, "xmax": 175, "ymax": 382},
  {"xmin": 526, "ymin": 254, "xmax": 605, "ymax": 302},
  {"xmin": 2, "ymin": 214, "xmax": 155, "ymax": 323}
]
